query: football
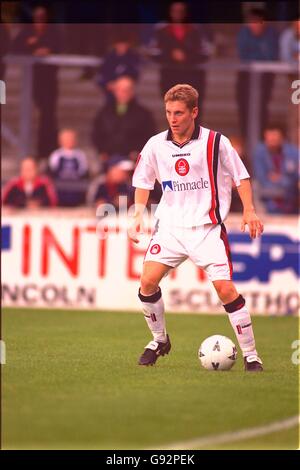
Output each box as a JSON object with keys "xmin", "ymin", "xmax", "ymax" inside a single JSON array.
[{"xmin": 198, "ymin": 335, "xmax": 237, "ymax": 371}]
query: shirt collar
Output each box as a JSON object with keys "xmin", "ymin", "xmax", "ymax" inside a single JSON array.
[{"xmin": 167, "ymin": 125, "xmax": 201, "ymax": 148}]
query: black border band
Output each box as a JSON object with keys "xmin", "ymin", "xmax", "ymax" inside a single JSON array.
[
  {"xmin": 138, "ymin": 287, "xmax": 162, "ymax": 303},
  {"xmin": 223, "ymin": 294, "xmax": 246, "ymax": 313}
]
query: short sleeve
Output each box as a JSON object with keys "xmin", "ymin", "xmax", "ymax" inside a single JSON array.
[
  {"xmin": 219, "ymin": 135, "xmax": 250, "ymax": 187},
  {"xmin": 132, "ymin": 139, "xmax": 157, "ymax": 190}
]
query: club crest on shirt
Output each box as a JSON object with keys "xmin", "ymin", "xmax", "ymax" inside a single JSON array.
[
  {"xmin": 150, "ymin": 244, "xmax": 161, "ymax": 255},
  {"xmin": 175, "ymin": 158, "xmax": 189, "ymax": 176}
]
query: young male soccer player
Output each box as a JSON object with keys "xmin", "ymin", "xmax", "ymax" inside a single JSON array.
[{"xmin": 128, "ymin": 84, "xmax": 264, "ymax": 371}]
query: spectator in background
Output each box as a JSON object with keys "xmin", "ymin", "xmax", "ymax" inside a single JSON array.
[
  {"xmin": 279, "ymin": 18, "xmax": 300, "ymax": 146},
  {"xmin": 48, "ymin": 128, "xmax": 89, "ymax": 207},
  {"xmin": 91, "ymin": 75, "xmax": 156, "ymax": 171},
  {"xmin": 253, "ymin": 125, "xmax": 298, "ymax": 214},
  {"xmin": 11, "ymin": 5, "xmax": 62, "ymax": 159},
  {"xmin": 97, "ymin": 28, "xmax": 141, "ymax": 102},
  {"xmin": 0, "ymin": 23, "xmax": 11, "ymax": 79},
  {"xmin": 236, "ymin": 8, "xmax": 278, "ymax": 140},
  {"xmin": 155, "ymin": 1, "xmax": 213, "ymax": 121},
  {"xmin": 2, "ymin": 157, "xmax": 57, "ymax": 208},
  {"xmin": 280, "ymin": 17, "xmax": 300, "ymax": 63},
  {"xmin": 87, "ymin": 156, "xmax": 134, "ymax": 209},
  {"xmin": 65, "ymin": 23, "xmax": 110, "ymax": 80},
  {"xmin": 65, "ymin": 23, "xmax": 108, "ymax": 57}
]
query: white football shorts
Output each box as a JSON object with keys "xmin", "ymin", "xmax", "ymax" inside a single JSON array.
[{"xmin": 144, "ymin": 222, "xmax": 233, "ymax": 281}]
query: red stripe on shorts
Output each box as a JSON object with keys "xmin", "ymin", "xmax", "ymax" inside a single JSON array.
[{"xmin": 220, "ymin": 223, "xmax": 233, "ymax": 279}]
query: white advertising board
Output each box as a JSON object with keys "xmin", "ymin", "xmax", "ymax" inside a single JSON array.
[{"xmin": 2, "ymin": 211, "xmax": 299, "ymax": 315}]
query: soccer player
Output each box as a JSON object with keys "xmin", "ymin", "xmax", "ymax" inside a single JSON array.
[{"xmin": 129, "ymin": 84, "xmax": 264, "ymax": 371}]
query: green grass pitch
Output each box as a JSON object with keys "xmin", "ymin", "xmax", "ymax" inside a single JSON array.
[{"xmin": 2, "ymin": 308, "xmax": 299, "ymax": 450}]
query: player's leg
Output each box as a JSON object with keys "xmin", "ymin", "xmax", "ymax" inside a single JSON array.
[
  {"xmin": 212, "ymin": 279, "xmax": 263, "ymax": 371},
  {"xmin": 190, "ymin": 224, "xmax": 263, "ymax": 371},
  {"xmin": 138, "ymin": 261, "xmax": 172, "ymax": 366},
  {"xmin": 137, "ymin": 227, "xmax": 188, "ymax": 366},
  {"xmin": 140, "ymin": 260, "xmax": 171, "ymax": 343}
]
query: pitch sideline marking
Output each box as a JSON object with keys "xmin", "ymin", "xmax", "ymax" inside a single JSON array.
[{"xmin": 151, "ymin": 415, "xmax": 299, "ymax": 450}]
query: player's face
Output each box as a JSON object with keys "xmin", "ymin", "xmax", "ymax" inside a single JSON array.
[{"xmin": 165, "ymin": 100, "xmax": 198, "ymax": 137}]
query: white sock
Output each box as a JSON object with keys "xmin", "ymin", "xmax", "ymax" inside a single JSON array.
[
  {"xmin": 138, "ymin": 287, "xmax": 167, "ymax": 343},
  {"xmin": 224, "ymin": 295, "xmax": 258, "ymax": 357}
]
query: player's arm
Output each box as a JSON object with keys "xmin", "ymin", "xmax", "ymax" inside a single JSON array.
[
  {"xmin": 237, "ymin": 178, "xmax": 264, "ymax": 239},
  {"xmin": 134, "ymin": 188, "xmax": 150, "ymax": 214},
  {"xmin": 130, "ymin": 139, "xmax": 157, "ymax": 243},
  {"xmin": 128, "ymin": 188, "xmax": 150, "ymax": 243},
  {"xmin": 220, "ymin": 135, "xmax": 264, "ymax": 239}
]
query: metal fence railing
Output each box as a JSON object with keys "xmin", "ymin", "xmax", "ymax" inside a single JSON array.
[{"xmin": 3, "ymin": 54, "xmax": 298, "ymax": 159}]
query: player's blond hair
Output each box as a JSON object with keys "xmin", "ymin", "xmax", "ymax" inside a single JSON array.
[{"xmin": 164, "ymin": 84, "xmax": 198, "ymax": 110}]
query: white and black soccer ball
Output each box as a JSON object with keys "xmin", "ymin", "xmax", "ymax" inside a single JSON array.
[{"xmin": 198, "ymin": 335, "xmax": 237, "ymax": 371}]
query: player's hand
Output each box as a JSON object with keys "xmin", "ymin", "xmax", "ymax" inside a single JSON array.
[
  {"xmin": 127, "ymin": 216, "xmax": 145, "ymax": 243},
  {"xmin": 241, "ymin": 210, "xmax": 264, "ymax": 239}
]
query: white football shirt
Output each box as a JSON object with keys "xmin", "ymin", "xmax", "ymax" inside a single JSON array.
[{"xmin": 132, "ymin": 125, "xmax": 250, "ymax": 228}]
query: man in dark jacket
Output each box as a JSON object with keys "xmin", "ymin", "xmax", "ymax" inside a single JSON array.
[
  {"xmin": 236, "ymin": 8, "xmax": 278, "ymax": 139},
  {"xmin": 11, "ymin": 6, "xmax": 62, "ymax": 159},
  {"xmin": 253, "ymin": 125, "xmax": 298, "ymax": 214},
  {"xmin": 155, "ymin": 2, "xmax": 213, "ymax": 121},
  {"xmin": 97, "ymin": 29, "xmax": 140, "ymax": 103},
  {"xmin": 91, "ymin": 75, "xmax": 156, "ymax": 170},
  {"xmin": 0, "ymin": 23, "xmax": 11, "ymax": 79}
]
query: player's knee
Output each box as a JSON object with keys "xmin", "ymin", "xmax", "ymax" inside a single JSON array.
[
  {"xmin": 215, "ymin": 282, "xmax": 237, "ymax": 302},
  {"xmin": 140, "ymin": 275, "xmax": 159, "ymax": 295}
]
